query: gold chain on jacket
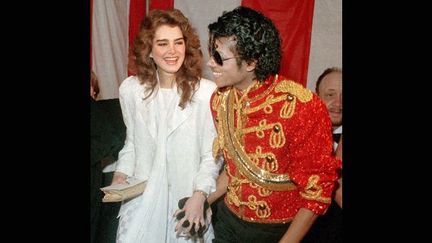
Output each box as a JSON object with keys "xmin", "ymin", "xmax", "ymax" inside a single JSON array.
[{"xmin": 219, "ymin": 88, "xmax": 297, "ymax": 191}]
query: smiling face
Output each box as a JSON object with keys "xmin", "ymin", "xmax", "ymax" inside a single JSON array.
[
  {"xmin": 206, "ymin": 37, "xmax": 256, "ymax": 91},
  {"xmin": 151, "ymin": 25, "xmax": 186, "ymax": 77},
  {"xmin": 318, "ymin": 71, "xmax": 342, "ymax": 127}
]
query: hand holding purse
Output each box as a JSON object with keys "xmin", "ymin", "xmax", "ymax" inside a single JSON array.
[{"xmin": 100, "ymin": 177, "xmax": 147, "ymax": 202}]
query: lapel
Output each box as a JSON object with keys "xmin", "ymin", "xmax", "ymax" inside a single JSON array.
[
  {"xmin": 138, "ymin": 88, "xmax": 158, "ymax": 141},
  {"xmin": 166, "ymin": 92, "xmax": 193, "ymax": 137}
]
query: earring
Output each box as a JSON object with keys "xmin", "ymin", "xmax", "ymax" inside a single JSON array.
[{"xmin": 149, "ymin": 53, "xmax": 153, "ymax": 58}]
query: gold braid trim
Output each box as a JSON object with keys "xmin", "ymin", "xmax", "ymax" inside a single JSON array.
[
  {"xmin": 227, "ymin": 161, "xmax": 273, "ymax": 198},
  {"xmin": 270, "ymin": 124, "xmax": 285, "ymax": 148},
  {"xmin": 212, "ymin": 137, "xmax": 220, "ymax": 159},
  {"xmin": 241, "ymin": 120, "xmax": 285, "ymax": 148},
  {"xmin": 212, "ymin": 90, "xmax": 229, "ymax": 159},
  {"xmin": 280, "ymin": 97, "xmax": 296, "ymax": 119},
  {"xmin": 247, "ymin": 146, "xmax": 279, "ymax": 172},
  {"xmin": 211, "ymin": 92, "xmax": 221, "ymax": 111},
  {"xmin": 244, "ymin": 94, "xmax": 287, "ymax": 115},
  {"xmin": 246, "ymin": 76, "xmax": 279, "ymax": 103},
  {"xmin": 250, "ymin": 182, "xmax": 273, "ymax": 197},
  {"xmin": 226, "ymin": 188, "xmax": 271, "ymax": 219},
  {"xmin": 299, "ymin": 175, "xmax": 331, "ymax": 204},
  {"xmin": 221, "ymin": 89, "xmax": 296, "ymax": 191},
  {"xmin": 242, "ymin": 119, "xmax": 270, "ymax": 138},
  {"xmin": 275, "ymin": 80, "xmax": 312, "ymax": 103}
]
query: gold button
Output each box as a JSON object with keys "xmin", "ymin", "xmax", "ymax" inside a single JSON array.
[
  {"xmin": 259, "ymin": 204, "xmax": 266, "ymax": 210},
  {"xmin": 287, "ymin": 94, "xmax": 294, "ymax": 101},
  {"xmin": 265, "ymin": 155, "xmax": 274, "ymax": 163},
  {"xmin": 273, "ymin": 125, "xmax": 280, "ymax": 132}
]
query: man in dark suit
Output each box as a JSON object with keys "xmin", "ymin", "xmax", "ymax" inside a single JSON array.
[{"xmin": 91, "ymin": 71, "xmax": 126, "ymax": 243}]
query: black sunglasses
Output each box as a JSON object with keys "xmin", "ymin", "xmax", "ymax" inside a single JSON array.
[{"xmin": 211, "ymin": 50, "xmax": 238, "ymax": 66}]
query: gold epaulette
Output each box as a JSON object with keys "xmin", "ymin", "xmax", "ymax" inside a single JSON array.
[{"xmin": 274, "ymin": 80, "xmax": 312, "ymax": 103}]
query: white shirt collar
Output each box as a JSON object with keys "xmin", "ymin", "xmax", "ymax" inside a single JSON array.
[{"xmin": 333, "ymin": 125, "xmax": 343, "ymax": 134}]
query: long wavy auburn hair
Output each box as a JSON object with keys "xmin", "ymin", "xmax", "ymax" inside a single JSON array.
[{"xmin": 132, "ymin": 9, "xmax": 203, "ymax": 109}]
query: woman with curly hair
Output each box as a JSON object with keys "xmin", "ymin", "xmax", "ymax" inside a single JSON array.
[{"xmin": 111, "ymin": 9, "xmax": 221, "ymax": 242}]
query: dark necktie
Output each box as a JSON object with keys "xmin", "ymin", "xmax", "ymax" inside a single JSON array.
[{"xmin": 333, "ymin": 133, "xmax": 341, "ymax": 144}]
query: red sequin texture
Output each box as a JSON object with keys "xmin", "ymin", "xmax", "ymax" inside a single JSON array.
[{"xmin": 210, "ymin": 75, "xmax": 342, "ymax": 223}]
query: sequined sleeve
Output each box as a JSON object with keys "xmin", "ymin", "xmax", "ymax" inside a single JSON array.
[{"xmin": 288, "ymin": 95, "xmax": 342, "ymax": 215}]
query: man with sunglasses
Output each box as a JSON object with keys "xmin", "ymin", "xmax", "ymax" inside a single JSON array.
[{"xmin": 205, "ymin": 6, "xmax": 342, "ymax": 243}]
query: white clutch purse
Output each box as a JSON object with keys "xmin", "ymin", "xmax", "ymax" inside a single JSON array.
[{"xmin": 100, "ymin": 177, "xmax": 147, "ymax": 202}]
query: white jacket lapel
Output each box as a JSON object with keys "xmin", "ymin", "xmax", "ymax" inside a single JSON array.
[
  {"xmin": 138, "ymin": 89, "xmax": 158, "ymax": 141},
  {"xmin": 166, "ymin": 93, "xmax": 193, "ymax": 137}
]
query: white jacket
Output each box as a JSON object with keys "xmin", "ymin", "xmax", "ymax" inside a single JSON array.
[{"xmin": 115, "ymin": 76, "xmax": 220, "ymax": 242}]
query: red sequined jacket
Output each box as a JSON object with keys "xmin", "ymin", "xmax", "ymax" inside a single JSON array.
[{"xmin": 210, "ymin": 75, "xmax": 342, "ymax": 223}]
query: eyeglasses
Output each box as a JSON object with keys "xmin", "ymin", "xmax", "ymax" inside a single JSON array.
[{"xmin": 211, "ymin": 50, "xmax": 238, "ymax": 66}]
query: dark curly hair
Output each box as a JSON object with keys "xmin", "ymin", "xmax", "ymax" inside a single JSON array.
[
  {"xmin": 132, "ymin": 9, "xmax": 202, "ymax": 109},
  {"xmin": 208, "ymin": 6, "xmax": 281, "ymax": 81}
]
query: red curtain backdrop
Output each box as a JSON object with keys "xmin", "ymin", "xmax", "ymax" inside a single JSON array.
[
  {"xmin": 129, "ymin": 0, "xmax": 146, "ymax": 49},
  {"xmin": 241, "ymin": 0, "xmax": 314, "ymax": 87},
  {"xmin": 150, "ymin": 0, "xmax": 174, "ymax": 10},
  {"xmin": 127, "ymin": 0, "xmax": 146, "ymax": 76}
]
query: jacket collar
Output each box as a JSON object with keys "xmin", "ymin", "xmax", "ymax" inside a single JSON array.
[{"xmin": 138, "ymin": 85, "xmax": 193, "ymax": 140}]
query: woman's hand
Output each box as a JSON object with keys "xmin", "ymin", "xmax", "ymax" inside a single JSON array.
[
  {"xmin": 174, "ymin": 192, "xmax": 209, "ymax": 237},
  {"xmin": 111, "ymin": 171, "xmax": 128, "ymax": 185}
]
